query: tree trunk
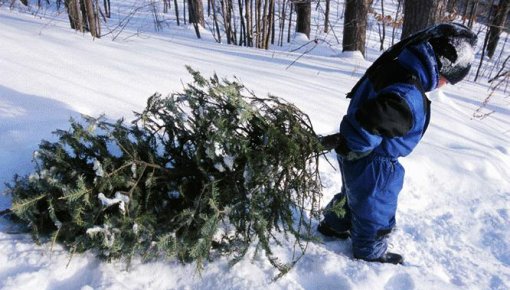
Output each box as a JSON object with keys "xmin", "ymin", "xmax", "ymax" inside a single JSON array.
[
  {"xmin": 467, "ymin": 0, "xmax": 479, "ymax": 29},
  {"xmin": 256, "ymin": 0, "xmax": 261, "ymax": 46},
  {"xmin": 288, "ymin": 3, "xmax": 293, "ymax": 43},
  {"xmin": 263, "ymin": 0, "xmax": 274, "ymax": 48},
  {"xmin": 246, "ymin": 0, "xmax": 252, "ymax": 46},
  {"xmin": 462, "ymin": 0, "xmax": 470, "ymax": 25},
  {"xmin": 324, "ymin": 0, "xmax": 330, "ymax": 33},
  {"xmin": 295, "ymin": 0, "xmax": 311, "ymax": 38},
  {"xmin": 486, "ymin": 0, "xmax": 510, "ymax": 58},
  {"xmin": 279, "ymin": 0, "xmax": 286, "ymax": 46},
  {"xmin": 262, "ymin": 0, "xmax": 269, "ymax": 46},
  {"xmin": 188, "ymin": 0, "xmax": 205, "ymax": 26},
  {"xmin": 172, "ymin": 0, "xmax": 179, "ymax": 25},
  {"xmin": 401, "ymin": 0, "xmax": 446, "ymax": 39},
  {"xmin": 65, "ymin": 0, "xmax": 85, "ymax": 32},
  {"xmin": 446, "ymin": 0, "xmax": 457, "ymax": 13},
  {"xmin": 343, "ymin": 0, "xmax": 372, "ymax": 55},
  {"xmin": 222, "ymin": 0, "xmax": 232, "ymax": 44},
  {"xmin": 379, "ymin": 0, "xmax": 386, "ymax": 51},
  {"xmin": 211, "ymin": 0, "xmax": 221, "ymax": 42},
  {"xmin": 391, "ymin": 0, "xmax": 402, "ymax": 45},
  {"xmin": 83, "ymin": 0, "xmax": 99, "ymax": 38},
  {"xmin": 238, "ymin": 0, "xmax": 246, "ymax": 46},
  {"xmin": 103, "ymin": 0, "xmax": 110, "ymax": 18},
  {"xmin": 475, "ymin": 0, "xmax": 496, "ymax": 81}
]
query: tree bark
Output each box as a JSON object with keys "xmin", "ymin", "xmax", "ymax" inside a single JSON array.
[
  {"xmin": 83, "ymin": 0, "xmax": 99, "ymax": 38},
  {"xmin": 264, "ymin": 0, "xmax": 274, "ymax": 48},
  {"xmin": 324, "ymin": 0, "xmax": 330, "ymax": 33},
  {"xmin": 486, "ymin": 0, "xmax": 510, "ymax": 58},
  {"xmin": 295, "ymin": 0, "xmax": 311, "ymax": 38},
  {"xmin": 288, "ymin": 3, "xmax": 293, "ymax": 43},
  {"xmin": 246, "ymin": 0, "xmax": 253, "ymax": 46},
  {"xmin": 391, "ymin": 0, "xmax": 402, "ymax": 45},
  {"xmin": 401, "ymin": 0, "xmax": 447, "ymax": 39},
  {"xmin": 446, "ymin": 0, "xmax": 457, "ymax": 13},
  {"xmin": 65, "ymin": 0, "xmax": 84, "ymax": 32},
  {"xmin": 188, "ymin": 0, "xmax": 205, "ymax": 26},
  {"xmin": 174, "ymin": 0, "xmax": 180, "ymax": 25},
  {"xmin": 379, "ymin": 0, "xmax": 386, "ymax": 51},
  {"xmin": 467, "ymin": 0, "xmax": 479, "ymax": 29},
  {"xmin": 238, "ymin": 0, "xmax": 246, "ymax": 46},
  {"xmin": 343, "ymin": 0, "xmax": 372, "ymax": 55},
  {"xmin": 103, "ymin": 0, "xmax": 110, "ymax": 18}
]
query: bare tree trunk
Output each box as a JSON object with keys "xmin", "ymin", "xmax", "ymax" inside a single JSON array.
[
  {"xmin": 95, "ymin": 0, "xmax": 101, "ymax": 36},
  {"xmin": 475, "ymin": 0, "xmax": 496, "ymax": 82},
  {"xmin": 262, "ymin": 0, "xmax": 269, "ymax": 46},
  {"xmin": 401, "ymin": 0, "xmax": 446, "ymax": 39},
  {"xmin": 475, "ymin": 25, "xmax": 490, "ymax": 81},
  {"xmin": 174, "ymin": 0, "xmax": 180, "ymax": 25},
  {"xmin": 232, "ymin": 0, "xmax": 238, "ymax": 44},
  {"xmin": 65, "ymin": 0, "xmax": 85, "ymax": 32},
  {"xmin": 446, "ymin": 0, "xmax": 457, "ymax": 13},
  {"xmin": 183, "ymin": 0, "xmax": 187, "ymax": 24},
  {"xmin": 65, "ymin": 0, "xmax": 78, "ymax": 30},
  {"xmin": 279, "ymin": 0, "xmax": 286, "ymax": 46},
  {"xmin": 255, "ymin": 0, "xmax": 261, "ymax": 46},
  {"xmin": 486, "ymin": 0, "xmax": 510, "ymax": 58},
  {"xmin": 103, "ymin": 0, "xmax": 110, "ymax": 18},
  {"xmin": 163, "ymin": 0, "xmax": 169, "ymax": 14},
  {"xmin": 324, "ymin": 0, "xmax": 330, "ymax": 33},
  {"xmin": 83, "ymin": 0, "xmax": 99, "ymax": 38},
  {"xmin": 462, "ymin": 0, "xmax": 470, "ymax": 25},
  {"xmin": 188, "ymin": 0, "xmax": 205, "ymax": 27},
  {"xmin": 263, "ymin": 0, "xmax": 274, "ymax": 48},
  {"xmin": 288, "ymin": 2, "xmax": 293, "ymax": 43},
  {"xmin": 246, "ymin": 0, "xmax": 253, "ymax": 46},
  {"xmin": 467, "ymin": 0, "xmax": 479, "ymax": 28},
  {"xmin": 238, "ymin": 0, "xmax": 246, "ymax": 46},
  {"xmin": 221, "ymin": 0, "xmax": 233, "ymax": 44},
  {"xmin": 379, "ymin": 0, "xmax": 386, "ymax": 51},
  {"xmin": 391, "ymin": 0, "xmax": 402, "ymax": 45},
  {"xmin": 188, "ymin": 0, "xmax": 204, "ymax": 38},
  {"xmin": 343, "ymin": 0, "xmax": 372, "ymax": 55},
  {"xmin": 271, "ymin": 1, "xmax": 275, "ymax": 45},
  {"xmin": 295, "ymin": 0, "xmax": 311, "ymax": 38},
  {"xmin": 211, "ymin": 0, "xmax": 221, "ymax": 42}
]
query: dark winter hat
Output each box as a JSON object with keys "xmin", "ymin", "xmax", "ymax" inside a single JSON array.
[{"xmin": 428, "ymin": 23, "xmax": 477, "ymax": 85}]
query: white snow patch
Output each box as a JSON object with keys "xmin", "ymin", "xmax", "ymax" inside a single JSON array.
[
  {"xmin": 98, "ymin": 192, "xmax": 130, "ymax": 214},
  {"xmin": 92, "ymin": 159, "xmax": 104, "ymax": 177}
]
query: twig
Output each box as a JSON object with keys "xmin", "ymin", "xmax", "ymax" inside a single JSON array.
[{"xmin": 286, "ymin": 40, "xmax": 319, "ymax": 70}]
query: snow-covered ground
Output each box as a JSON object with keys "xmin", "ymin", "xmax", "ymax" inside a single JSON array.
[{"xmin": 1, "ymin": 2, "xmax": 509, "ymax": 289}]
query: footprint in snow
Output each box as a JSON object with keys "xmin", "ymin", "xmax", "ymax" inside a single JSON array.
[{"xmin": 494, "ymin": 145, "xmax": 508, "ymax": 155}]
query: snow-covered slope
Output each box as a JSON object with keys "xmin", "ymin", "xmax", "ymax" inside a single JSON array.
[{"xmin": 1, "ymin": 5, "xmax": 509, "ymax": 290}]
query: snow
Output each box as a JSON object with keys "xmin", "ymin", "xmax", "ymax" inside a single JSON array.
[
  {"xmin": 93, "ymin": 159, "xmax": 105, "ymax": 177},
  {"xmin": 449, "ymin": 37, "xmax": 475, "ymax": 69},
  {"xmin": 1, "ymin": 2, "xmax": 510, "ymax": 290},
  {"xmin": 97, "ymin": 192, "xmax": 130, "ymax": 214}
]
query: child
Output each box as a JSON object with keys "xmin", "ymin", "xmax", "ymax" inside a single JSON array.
[{"xmin": 319, "ymin": 23, "xmax": 478, "ymax": 264}]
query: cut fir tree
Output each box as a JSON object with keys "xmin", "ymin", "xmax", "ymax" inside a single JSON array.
[{"xmin": 7, "ymin": 67, "xmax": 325, "ymax": 277}]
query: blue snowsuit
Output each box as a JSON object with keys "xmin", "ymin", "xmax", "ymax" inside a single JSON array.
[{"xmin": 323, "ymin": 42, "xmax": 440, "ymax": 260}]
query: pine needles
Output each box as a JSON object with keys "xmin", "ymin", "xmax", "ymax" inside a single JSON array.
[{"xmin": 7, "ymin": 67, "xmax": 323, "ymax": 277}]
